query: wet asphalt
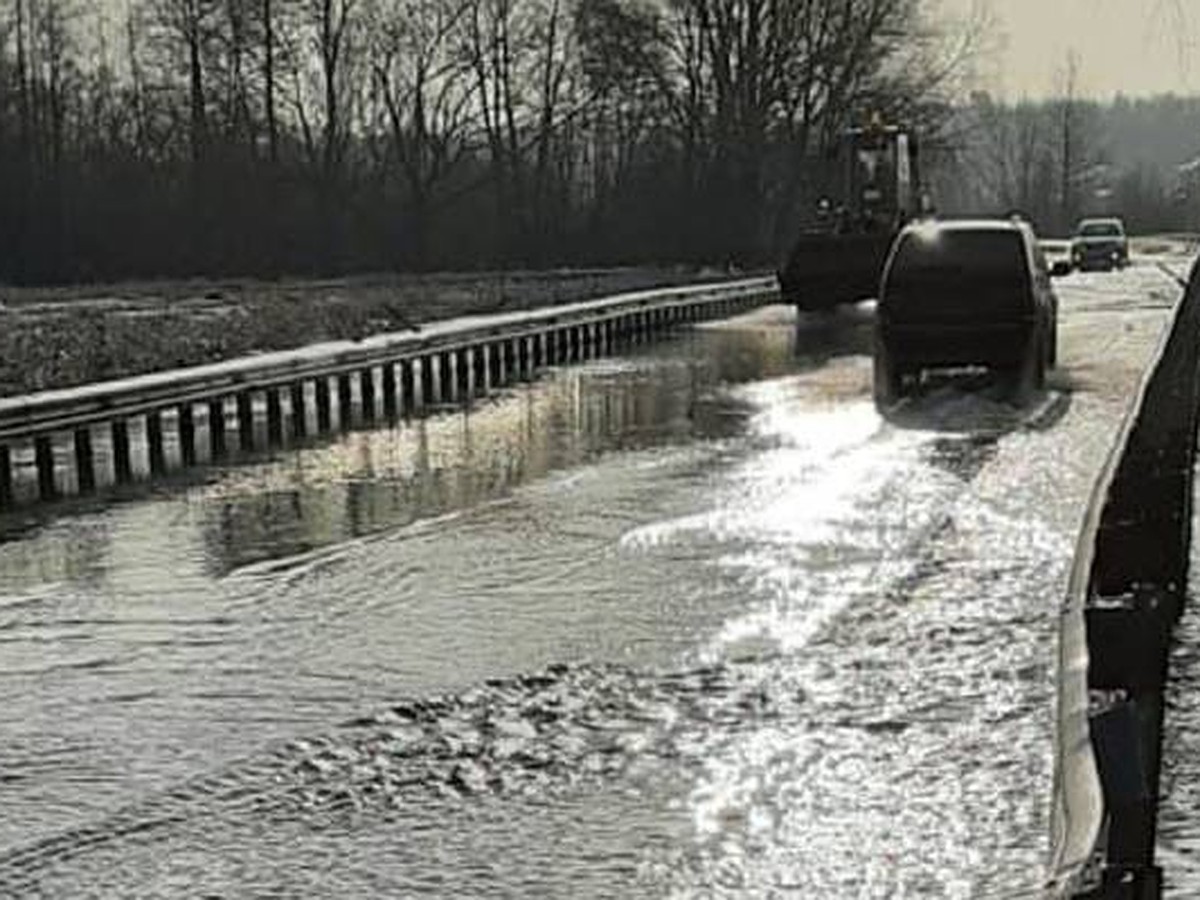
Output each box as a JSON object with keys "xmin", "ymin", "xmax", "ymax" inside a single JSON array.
[{"xmin": 0, "ymin": 258, "xmax": 1189, "ymax": 897}]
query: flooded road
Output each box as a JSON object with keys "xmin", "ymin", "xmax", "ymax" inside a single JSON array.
[{"xmin": 0, "ymin": 261, "xmax": 1186, "ymax": 897}]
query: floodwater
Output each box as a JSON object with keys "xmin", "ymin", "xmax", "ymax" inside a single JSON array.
[
  {"xmin": 0, "ymin": 263, "xmax": 1182, "ymax": 898},
  {"xmin": 1161, "ymin": 416, "xmax": 1200, "ymax": 896}
]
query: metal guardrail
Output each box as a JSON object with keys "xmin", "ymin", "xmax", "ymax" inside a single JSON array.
[
  {"xmin": 0, "ymin": 277, "xmax": 774, "ymax": 440},
  {"xmin": 0, "ymin": 277, "xmax": 778, "ymax": 509},
  {"xmin": 1049, "ymin": 256, "xmax": 1200, "ymax": 898}
]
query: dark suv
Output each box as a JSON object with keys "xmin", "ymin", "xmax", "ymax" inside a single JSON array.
[
  {"xmin": 1071, "ymin": 217, "xmax": 1129, "ymax": 271},
  {"xmin": 874, "ymin": 218, "xmax": 1059, "ymax": 405}
]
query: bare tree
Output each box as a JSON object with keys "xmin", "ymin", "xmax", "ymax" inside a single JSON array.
[
  {"xmin": 1059, "ymin": 50, "xmax": 1078, "ymax": 230},
  {"xmin": 370, "ymin": 0, "xmax": 475, "ymax": 265},
  {"xmin": 286, "ymin": 0, "xmax": 360, "ymax": 266}
]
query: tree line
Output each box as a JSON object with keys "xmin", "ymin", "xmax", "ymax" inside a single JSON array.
[
  {"xmin": 0, "ymin": 0, "xmax": 973, "ymax": 284},
  {"xmin": 943, "ymin": 90, "xmax": 1200, "ymax": 237}
]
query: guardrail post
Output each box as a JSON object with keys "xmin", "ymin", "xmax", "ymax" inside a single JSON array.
[
  {"xmin": 290, "ymin": 383, "xmax": 307, "ymax": 439},
  {"xmin": 474, "ymin": 346, "xmax": 487, "ymax": 397},
  {"xmin": 337, "ymin": 373, "xmax": 354, "ymax": 430},
  {"xmin": 401, "ymin": 359, "xmax": 416, "ymax": 414},
  {"xmin": 74, "ymin": 427, "xmax": 96, "ymax": 495},
  {"xmin": 266, "ymin": 389, "xmax": 284, "ymax": 446},
  {"xmin": 237, "ymin": 391, "xmax": 255, "ymax": 451},
  {"xmin": 455, "ymin": 348, "xmax": 469, "ymax": 401},
  {"xmin": 514, "ymin": 337, "xmax": 525, "ymax": 379},
  {"xmin": 146, "ymin": 411, "xmax": 167, "ymax": 475},
  {"xmin": 208, "ymin": 399, "xmax": 227, "ymax": 459},
  {"xmin": 382, "ymin": 364, "xmax": 398, "ymax": 422},
  {"xmin": 178, "ymin": 403, "xmax": 197, "ymax": 467},
  {"xmin": 111, "ymin": 419, "xmax": 133, "ymax": 483},
  {"xmin": 0, "ymin": 444, "xmax": 11, "ymax": 509},
  {"xmin": 419, "ymin": 357, "xmax": 432, "ymax": 407},
  {"xmin": 313, "ymin": 378, "xmax": 331, "ymax": 434},
  {"xmin": 35, "ymin": 435, "xmax": 56, "ymax": 501},
  {"xmin": 360, "ymin": 368, "xmax": 377, "ymax": 426},
  {"xmin": 438, "ymin": 352, "xmax": 452, "ymax": 403}
]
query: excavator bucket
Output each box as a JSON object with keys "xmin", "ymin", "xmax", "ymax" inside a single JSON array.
[{"xmin": 777, "ymin": 231, "xmax": 896, "ymax": 311}]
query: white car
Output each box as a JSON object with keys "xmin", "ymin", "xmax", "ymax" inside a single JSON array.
[{"xmin": 1071, "ymin": 218, "xmax": 1129, "ymax": 271}]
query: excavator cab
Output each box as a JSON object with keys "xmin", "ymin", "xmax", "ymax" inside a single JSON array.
[{"xmin": 779, "ymin": 120, "xmax": 924, "ymax": 312}]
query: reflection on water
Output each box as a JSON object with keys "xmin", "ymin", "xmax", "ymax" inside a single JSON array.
[{"xmin": 191, "ymin": 321, "xmax": 814, "ymax": 575}]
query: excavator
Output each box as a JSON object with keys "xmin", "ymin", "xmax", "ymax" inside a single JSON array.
[{"xmin": 778, "ymin": 119, "xmax": 927, "ymax": 312}]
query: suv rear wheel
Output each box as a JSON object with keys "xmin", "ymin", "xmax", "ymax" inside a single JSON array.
[
  {"xmin": 873, "ymin": 341, "xmax": 906, "ymax": 408},
  {"xmin": 1005, "ymin": 332, "xmax": 1045, "ymax": 403}
]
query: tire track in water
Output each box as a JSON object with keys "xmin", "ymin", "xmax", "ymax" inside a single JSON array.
[{"xmin": 0, "ymin": 660, "xmax": 805, "ymax": 893}]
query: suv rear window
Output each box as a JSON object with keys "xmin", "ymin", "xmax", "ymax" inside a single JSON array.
[
  {"xmin": 883, "ymin": 228, "xmax": 1032, "ymax": 320},
  {"xmin": 1078, "ymin": 221, "xmax": 1122, "ymax": 237},
  {"xmin": 889, "ymin": 229, "xmax": 1027, "ymax": 281}
]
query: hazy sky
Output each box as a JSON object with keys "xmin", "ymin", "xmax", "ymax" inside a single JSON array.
[
  {"xmin": 950, "ymin": 0, "xmax": 1200, "ymax": 99},
  {"xmin": 93, "ymin": 0, "xmax": 1199, "ymax": 101}
]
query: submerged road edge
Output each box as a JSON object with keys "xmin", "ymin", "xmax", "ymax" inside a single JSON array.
[{"xmin": 1049, "ymin": 258, "xmax": 1200, "ymax": 899}]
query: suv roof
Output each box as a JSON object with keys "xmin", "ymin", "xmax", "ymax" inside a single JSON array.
[
  {"xmin": 897, "ymin": 218, "xmax": 1034, "ymax": 239},
  {"xmin": 905, "ymin": 216, "xmax": 1028, "ymax": 229}
]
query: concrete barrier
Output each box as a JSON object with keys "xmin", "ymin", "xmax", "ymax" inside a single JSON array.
[
  {"xmin": 1048, "ymin": 257, "xmax": 1200, "ymax": 899},
  {"xmin": 0, "ymin": 277, "xmax": 777, "ymax": 510}
]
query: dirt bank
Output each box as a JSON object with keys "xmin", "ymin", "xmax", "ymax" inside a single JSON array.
[{"xmin": 0, "ymin": 268, "xmax": 740, "ymax": 398}]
